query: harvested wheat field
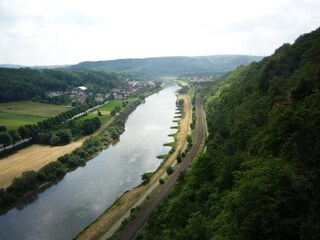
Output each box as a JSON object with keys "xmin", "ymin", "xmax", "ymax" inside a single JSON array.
[
  {"xmin": 0, "ymin": 118, "xmax": 114, "ymax": 188},
  {"xmin": 0, "ymin": 141, "xmax": 83, "ymax": 188}
]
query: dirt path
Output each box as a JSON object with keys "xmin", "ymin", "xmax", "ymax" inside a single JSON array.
[
  {"xmin": 76, "ymin": 94, "xmax": 191, "ymax": 240},
  {"xmin": 0, "ymin": 118, "xmax": 114, "ymax": 188}
]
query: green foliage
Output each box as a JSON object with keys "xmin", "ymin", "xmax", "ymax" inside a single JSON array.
[
  {"xmin": 0, "ymin": 68, "xmax": 126, "ymax": 103},
  {"xmin": 166, "ymin": 166, "xmax": 174, "ymax": 175},
  {"xmin": 141, "ymin": 172, "xmax": 153, "ymax": 184},
  {"xmin": 140, "ymin": 27, "xmax": 320, "ymax": 239},
  {"xmin": 0, "ymin": 131, "xmax": 12, "ymax": 147}
]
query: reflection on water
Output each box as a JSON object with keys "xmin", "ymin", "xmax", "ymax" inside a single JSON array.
[{"xmin": 0, "ymin": 84, "xmax": 179, "ymax": 240}]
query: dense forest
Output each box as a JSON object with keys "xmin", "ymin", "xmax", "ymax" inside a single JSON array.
[
  {"xmin": 0, "ymin": 68, "xmax": 126, "ymax": 103},
  {"xmin": 138, "ymin": 28, "xmax": 320, "ymax": 239}
]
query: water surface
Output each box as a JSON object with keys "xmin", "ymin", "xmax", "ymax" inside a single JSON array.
[{"xmin": 0, "ymin": 84, "xmax": 179, "ymax": 240}]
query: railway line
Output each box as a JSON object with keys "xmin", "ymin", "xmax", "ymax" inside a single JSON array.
[{"xmin": 114, "ymin": 94, "xmax": 205, "ymax": 240}]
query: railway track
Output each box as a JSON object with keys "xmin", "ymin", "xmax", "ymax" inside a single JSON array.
[{"xmin": 115, "ymin": 94, "xmax": 205, "ymax": 240}]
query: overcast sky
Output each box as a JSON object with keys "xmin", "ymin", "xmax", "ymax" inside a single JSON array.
[{"xmin": 0, "ymin": 0, "xmax": 319, "ymax": 66}]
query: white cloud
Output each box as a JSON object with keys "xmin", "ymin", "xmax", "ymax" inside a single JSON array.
[{"xmin": 0, "ymin": 0, "xmax": 319, "ymax": 65}]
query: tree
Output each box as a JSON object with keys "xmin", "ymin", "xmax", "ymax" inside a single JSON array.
[
  {"xmin": 141, "ymin": 172, "xmax": 153, "ymax": 184},
  {"xmin": 0, "ymin": 131, "xmax": 12, "ymax": 148},
  {"xmin": 49, "ymin": 134, "xmax": 60, "ymax": 146},
  {"xmin": 0, "ymin": 126, "xmax": 7, "ymax": 132},
  {"xmin": 8, "ymin": 130, "xmax": 22, "ymax": 146},
  {"xmin": 18, "ymin": 126, "xmax": 31, "ymax": 139},
  {"xmin": 166, "ymin": 166, "xmax": 174, "ymax": 175},
  {"xmin": 56, "ymin": 129, "xmax": 72, "ymax": 145},
  {"xmin": 159, "ymin": 178, "xmax": 165, "ymax": 185},
  {"xmin": 177, "ymin": 150, "xmax": 182, "ymax": 163}
]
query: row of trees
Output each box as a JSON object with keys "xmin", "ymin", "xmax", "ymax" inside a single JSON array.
[
  {"xmin": 0, "ymin": 102, "xmax": 102, "ymax": 151},
  {"xmin": 0, "ymin": 97, "xmax": 145, "ymax": 208},
  {"xmin": 0, "ymin": 127, "xmax": 22, "ymax": 149}
]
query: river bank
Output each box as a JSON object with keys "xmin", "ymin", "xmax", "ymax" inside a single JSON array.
[
  {"xmin": 0, "ymin": 84, "xmax": 178, "ymax": 240},
  {"xmin": 75, "ymin": 92, "xmax": 191, "ymax": 240}
]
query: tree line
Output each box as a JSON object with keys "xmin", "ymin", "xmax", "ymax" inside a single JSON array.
[
  {"xmin": 0, "ymin": 102, "xmax": 102, "ymax": 150},
  {"xmin": 0, "ymin": 97, "xmax": 144, "ymax": 208}
]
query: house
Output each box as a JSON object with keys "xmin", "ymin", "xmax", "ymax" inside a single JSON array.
[
  {"xmin": 78, "ymin": 95, "xmax": 87, "ymax": 103},
  {"xmin": 114, "ymin": 93, "xmax": 123, "ymax": 100},
  {"xmin": 78, "ymin": 86, "xmax": 87, "ymax": 91},
  {"xmin": 94, "ymin": 94, "xmax": 104, "ymax": 102}
]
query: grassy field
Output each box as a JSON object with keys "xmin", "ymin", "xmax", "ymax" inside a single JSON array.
[
  {"xmin": 78, "ymin": 111, "xmax": 112, "ymax": 125},
  {"xmin": 0, "ymin": 101, "xmax": 69, "ymax": 130},
  {"xmin": 0, "ymin": 112, "xmax": 47, "ymax": 130},
  {"xmin": 0, "ymin": 101, "xmax": 69, "ymax": 117},
  {"xmin": 99, "ymin": 100, "xmax": 123, "ymax": 112},
  {"xmin": 76, "ymin": 100, "xmax": 126, "ymax": 125}
]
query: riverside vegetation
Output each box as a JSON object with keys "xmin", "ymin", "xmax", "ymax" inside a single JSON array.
[
  {"xmin": 0, "ymin": 87, "xmax": 160, "ymax": 210},
  {"xmin": 138, "ymin": 27, "xmax": 320, "ymax": 239}
]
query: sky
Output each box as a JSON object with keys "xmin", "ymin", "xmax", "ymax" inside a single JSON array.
[{"xmin": 0, "ymin": 0, "xmax": 319, "ymax": 66}]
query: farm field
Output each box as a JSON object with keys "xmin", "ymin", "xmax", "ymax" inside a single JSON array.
[
  {"xmin": 0, "ymin": 117, "xmax": 115, "ymax": 188},
  {"xmin": 0, "ymin": 101, "xmax": 69, "ymax": 130},
  {"xmin": 0, "ymin": 112, "xmax": 47, "ymax": 130},
  {"xmin": 0, "ymin": 101, "xmax": 69, "ymax": 116},
  {"xmin": 98, "ymin": 100, "xmax": 123, "ymax": 112}
]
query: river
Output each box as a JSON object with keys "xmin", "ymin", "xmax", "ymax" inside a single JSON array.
[{"xmin": 0, "ymin": 84, "xmax": 179, "ymax": 240}]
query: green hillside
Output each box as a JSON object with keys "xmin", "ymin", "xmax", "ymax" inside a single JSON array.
[
  {"xmin": 68, "ymin": 55, "xmax": 263, "ymax": 76},
  {"xmin": 0, "ymin": 68, "xmax": 125, "ymax": 103},
  {"xmin": 138, "ymin": 28, "xmax": 320, "ymax": 239}
]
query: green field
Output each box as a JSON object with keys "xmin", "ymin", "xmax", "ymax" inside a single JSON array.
[
  {"xmin": 98, "ymin": 100, "xmax": 123, "ymax": 112},
  {"xmin": 78, "ymin": 111, "xmax": 111, "ymax": 125},
  {"xmin": 0, "ymin": 112, "xmax": 47, "ymax": 130},
  {"xmin": 0, "ymin": 101, "xmax": 69, "ymax": 117},
  {"xmin": 76, "ymin": 100, "xmax": 126, "ymax": 125},
  {"xmin": 0, "ymin": 101, "xmax": 69, "ymax": 129}
]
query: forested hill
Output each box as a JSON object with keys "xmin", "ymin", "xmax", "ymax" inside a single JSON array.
[
  {"xmin": 0, "ymin": 68, "xmax": 125, "ymax": 102},
  {"xmin": 139, "ymin": 28, "xmax": 320, "ymax": 239},
  {"xmin": 67, "ymin": 55, "xmax": 263, "ymax": 76}
]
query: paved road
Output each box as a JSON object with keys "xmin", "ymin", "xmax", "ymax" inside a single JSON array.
[{"xmin": 114, "ymin": 94, "xmax": 205, "ymax": 240}]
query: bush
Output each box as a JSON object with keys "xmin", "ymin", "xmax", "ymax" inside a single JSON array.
[
  {"xmin": 159, "ymin": 178, "xmax": 165, "ymax": 185},
  {"xmin": 141, "ymin": 172, "xmax": 153, "ymax": 184},
  {"xmin": 166, "ymin": 166, "xmax": 174, "ymax": 175},
  {"xmin": 7, "ymin": 171, "xmax": 39, "ymax": 197}
]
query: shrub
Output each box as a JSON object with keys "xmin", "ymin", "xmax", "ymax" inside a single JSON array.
[{"xmin": 166, "ymin": 166, "xmax": 174, "ymax": 175}]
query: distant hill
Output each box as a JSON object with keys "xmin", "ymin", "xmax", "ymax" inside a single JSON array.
[
  {"xmin": 0, "ymin": 64, "xmax": 25, "ymax": 69},
  {"xmin": 0, "ymin": 68, "xmax": 126, "ymax": 103},
  {"xmin": 67, "ymin": 55, "xmax": 263, "ymax": 76}
]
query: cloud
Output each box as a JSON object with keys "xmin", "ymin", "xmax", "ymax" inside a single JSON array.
[{"xmin": 0, "ymin": 0, "xmax": 319, "ymax": 65}]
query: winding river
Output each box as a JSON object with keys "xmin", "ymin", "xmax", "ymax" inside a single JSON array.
[{"xmin": 0, "ymin": 83, "xmax": 179, "ymax": 240}]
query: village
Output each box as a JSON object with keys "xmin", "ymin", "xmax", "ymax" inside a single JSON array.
[
  {"xmin": 47, "ymin": 80, "xmax": 157, "ymax": 103},
  {"xmin": 182, "ymin": 75, "xmax": 215, "ymax": 83}
]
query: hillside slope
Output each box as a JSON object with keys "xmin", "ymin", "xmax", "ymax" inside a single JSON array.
[
  {"xmin": 138, "ymin": 28, "xmax": 320, "ymax": 239},
  {"xmin": 0, "ymin": 68, "xmax": 125, "ymax": 102},
  {"xmin": 68, "ymin": 55, "xmax": 263, "ymax": 76}
]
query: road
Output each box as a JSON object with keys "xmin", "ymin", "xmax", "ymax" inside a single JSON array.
[{"xmin": 113, "ymin": 94, "xmax": 205, "ymax": 240}]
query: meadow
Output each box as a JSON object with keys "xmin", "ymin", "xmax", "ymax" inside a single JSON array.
[
  {"xmin": 98, "ymin": 100, "xmax": 123, "ymax": 111},
  {"xmin": 0, "ymin": 101, "xmax": 69, "ymax": 129}
]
